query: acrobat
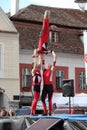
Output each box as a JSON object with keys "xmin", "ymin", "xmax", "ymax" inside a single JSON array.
[{"xmin": 32, "ymin": 10, "xmax": 51, "ymax": 57}]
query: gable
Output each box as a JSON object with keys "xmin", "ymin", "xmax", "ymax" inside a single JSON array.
[{"xmin": 0, "ymin": 7, "xmax": 17, "ymax": 32}]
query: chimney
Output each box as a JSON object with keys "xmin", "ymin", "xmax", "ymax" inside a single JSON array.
[{"xmin": 11, "ymin": 0, "xmax": 19, "ymax": 16}]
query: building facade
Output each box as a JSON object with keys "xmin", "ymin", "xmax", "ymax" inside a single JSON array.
[{"xmin": 0, "ymin": 7, "xmax": 20, "ymax": 109}]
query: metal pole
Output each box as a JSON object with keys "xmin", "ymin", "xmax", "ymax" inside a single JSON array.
[{"xmin": 69, "ymin": 97, "xmax": 71, "ymax": 114}]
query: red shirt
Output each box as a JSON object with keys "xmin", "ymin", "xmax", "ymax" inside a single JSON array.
[{"xmin": 43, "ymin": 69, "xmax": 52, "ymax": 85}]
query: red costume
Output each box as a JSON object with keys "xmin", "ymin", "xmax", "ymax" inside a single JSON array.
[
  {"xmin": 37, "ymin": 18, "xmax": 49, "ymax": 54},
  {"xmin": 41, "ymin": 68, "xmax": 53, "ymax": 115},
  {"xmin": 41, "ymin": 57, "xmax": 56, "ymax": 115},
  {"xmin": 43, "ymin": 68, "xmax": 52, "ymax": 85},
  {"xmin": 31, "ymin": 69, "xmax": 41, "ymax": 115}
]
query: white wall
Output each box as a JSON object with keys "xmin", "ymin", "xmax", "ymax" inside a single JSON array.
[
  {"xmin": 20, "ymin": 50, "xmax": 84, "ymax": 72},
  {"xmin": 20, "ymin": 50, "xmax": 85, "ymax": 88}
]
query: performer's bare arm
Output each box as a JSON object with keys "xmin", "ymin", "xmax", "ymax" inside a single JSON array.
[
  {"xmin": 31, "ymin": 57, "xmax": 37, "ymax": 76},
  {"xmin": 39, "ymin": 54, "xmax": 45, "ymax": 70},
  {"xmin": 51, "ymin": 51, "xmax": 56, "ymax": 72}
]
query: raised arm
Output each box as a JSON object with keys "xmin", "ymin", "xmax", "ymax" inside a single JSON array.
[
  {"xmin": 39, "ymin": 54, "xmax": 45, "ymax": 70},
  {"xmin": 31, "ymin": 57, "xmax": 37, "ymax": 76},
  {"xmin": 51, "ymin": 51, "xmax": 57, "ymax": 71}
]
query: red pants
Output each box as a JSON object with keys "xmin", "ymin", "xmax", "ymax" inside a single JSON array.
[
  {"xmin": 31, "ymin": 91, "xmax": 40, "ymax": 115},
  {"xmin": 38, "ymin": 19, "xmax": 49, "ymax": 54}
]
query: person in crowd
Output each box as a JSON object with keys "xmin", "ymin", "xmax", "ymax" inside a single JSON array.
[
  {"xmin": 30, "ymin": 55, "xmax": 42, "ymax": 115},
  {"xmin": 0, "ymin": 107, "xmax": 8, "ymax": 116},
  {"xmin": 8, "ymin": 108, "xmax": 16, "ymax": 116},
  {"xmin": 41, "ymin": 51, "xmax": 56, "ymax": 116},
  {"xmin": 32, "ymin": 10, "xmax": 51, "ymax": 58}
]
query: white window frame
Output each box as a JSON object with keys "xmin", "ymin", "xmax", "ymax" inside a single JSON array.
[
  {"xmin": 22, "ymin": 68, "xmax": 31, "ymax": 88},
  {"xmin": 78, "ymin": 71, "xmax": 86, "ymax": 90},
  {"xmin": 56, "ymin": 70, "xmax": 64, "ymax": 89},
  {"xmin": 49, "ymin": 31, "xmax": 59, "ymax": 43}
]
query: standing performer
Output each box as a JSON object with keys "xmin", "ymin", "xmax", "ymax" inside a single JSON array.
[
  {"xmin": 30, "ymin": 56, "xmax": 42, "ymax": 115},
  {"xmin": 41, "ymin": 51, "xmax": 56, "ymax": 115},
  {"xmin": 32, "ymin": 10, "xmax": 51, "ymax": 57}
]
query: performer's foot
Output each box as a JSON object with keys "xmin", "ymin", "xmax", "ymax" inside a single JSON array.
[
  {"xmin": 49, "ymin": 113, "xmax": 52, "ymax": 116},
  {"xmin": 44, "ymin": 10, "xmax": 50, "ymax": 19},
  {"xmin": 42, "ymin": 113, "xmax": 47, "ymax": 116}
]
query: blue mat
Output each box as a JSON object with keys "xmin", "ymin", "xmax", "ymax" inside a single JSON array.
[{"xmin": 29, "ymin": 114, "xmax": 87, "ymax": 120}]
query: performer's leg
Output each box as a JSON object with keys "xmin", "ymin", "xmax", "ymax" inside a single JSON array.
[
  {"xmin": 41, "ymin": 87, "xmax": 47, "ymax": 115},
  {"xmin": 31, "ymin": 91, "xmax": 40, "ymax": 115},
  {"xmin": 37, "ymin": 10, "xmax": 50, "ymax": 54},
  {"xmin": 48, "ymin": 86, "xmax": 53, "ymax": 115}
]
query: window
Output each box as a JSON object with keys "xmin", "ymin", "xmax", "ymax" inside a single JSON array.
[
  {"xmin": 75, "ymin": 68, "xmax": 87, "ymax": 93},
  {"xmin": 78, "ymin": 72, "xmax": 86, "ymax": 90},
  {"xmin": 56, "ymin": 70, "xmax": 64, "ymax": 89},
  {"xmin": 49, "ymin": 31, "xmax": 59, "ymax": 43},
  {"xmin": 22, "ymin": 68, "xmax": 31, "ymax": 88},
  {"xmin": 54, "ymin": 66, "xmax": 68, "ymax": 91},
  {"xmin": 20, "ymin": 64, "xmax": 31, "ymax": 92}
]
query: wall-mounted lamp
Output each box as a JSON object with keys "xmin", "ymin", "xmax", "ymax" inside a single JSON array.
[{"xmin": 75, "ymin": 0, "xmax": 87, "ymax": 11}]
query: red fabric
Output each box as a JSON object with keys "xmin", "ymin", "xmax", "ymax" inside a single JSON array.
[
  {"xmin": 42, "ymin": 59, "xmax": 45, "ymax": 65},
  {"xmin": 32, "ymin": 69, "xmax": 41, "ymax": 86},
  {"xmin": 31, "ymin": 91, "xmax": 40, "ymax": 115},
  {"xmin": 53, "ymin": 61, "xmax": 56, "ymax": 66},
  {"xmin": 43, "ymin": 69, "xmax": 52, "ymax": 85},
  {"xmin": 38, "ymin": 19, "xmax": 49, "ymax": 54}
]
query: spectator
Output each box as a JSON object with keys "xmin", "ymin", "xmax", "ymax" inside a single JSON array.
[
  {"xmin": 0, "ymin": 107, "xmax": 8, "ymax": 116},
  {"xmin": 8, "ymin": 108, "xmax": 16, "ymax": 116}
]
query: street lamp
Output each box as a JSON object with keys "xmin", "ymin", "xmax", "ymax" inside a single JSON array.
[{"xmin": 75, "ymin": 0, "xmax": 87, "ymax": 11}]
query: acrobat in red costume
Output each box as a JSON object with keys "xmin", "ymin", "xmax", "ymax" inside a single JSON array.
[
  {"xmin": 31, "ymin": 59, "xmax": 41, "ymax": 115},
  {"xmin": 41, "ymin": 51, "xmax": 56, "ymax": 115},
  {"xmin": 37, "ymin": 10, "xmax": 50, "ymax": 54},
  {"xmin": 32, "ymin": 10, "xmax": 51, "ymax": 57}
]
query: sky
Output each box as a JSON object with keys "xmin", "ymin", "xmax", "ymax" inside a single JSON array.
[{"xmin": 0, "ymin": 0, "xmax": 86, "ymax": 13}]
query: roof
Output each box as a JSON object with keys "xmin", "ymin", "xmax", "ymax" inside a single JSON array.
[
  {"xmin": 0, "ymin": 7, "xmax": 17, "ymax": 33},
  {"xmin": 10, "ymin": 4, "xmax": 86, "ymax": 54},
  {"xmin": 11, "ymin": 4, "xmax": 87, "ymax": 29}
]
